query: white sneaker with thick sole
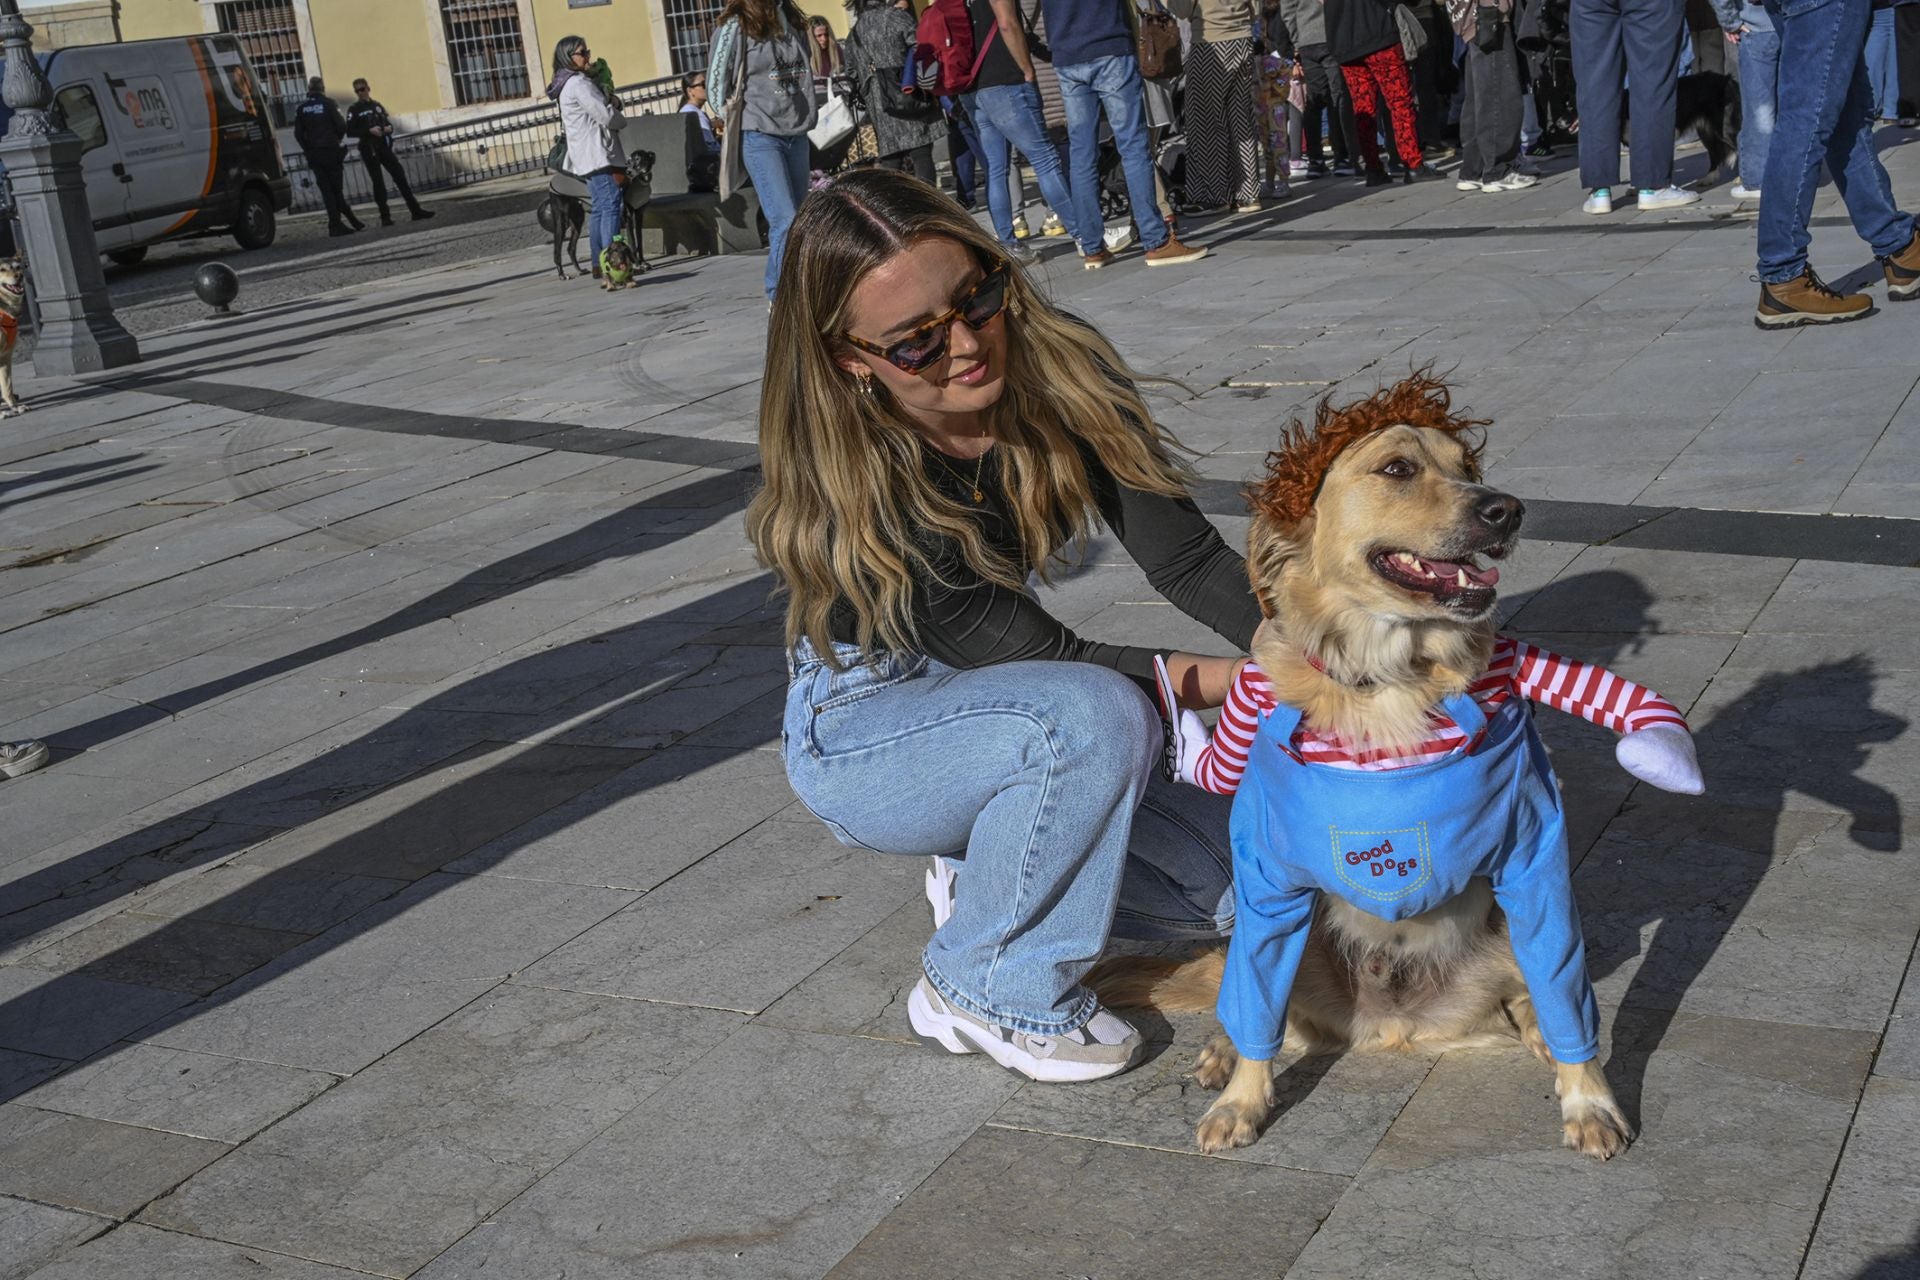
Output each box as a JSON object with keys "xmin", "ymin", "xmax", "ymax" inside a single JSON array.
[
  {"xmin": 1482, "ymin": 171, "xmax": 1539, "ymax": 192},
  {"xmin": 1638, "ymin": 185, "xmax": 1701, "ymax": 211},
  {"xmin": 1457, "ymin": 178, "xmax": 1484, "ymax": 191},
  {"xmin": 925, "ymin": 857, "xmax": 957, "ymax": 929},
  {"xmin": 0, "ymin": 740, "xmax": 49, "ymax": 779},
  {"xmin": 1583, "ymin": 188, "xmax": 1614, "ymax": 215},
  {"xmin": 906, "ymin": 976, "xmax": 1144, "ymax": 1083},
  {"xmin": 1730, "ymin": 183, "xmax": 1761, "ymax": 202},
  {"xmin": 1103, "ymin": 224, "xmax": 1136, "ymax": 252}
]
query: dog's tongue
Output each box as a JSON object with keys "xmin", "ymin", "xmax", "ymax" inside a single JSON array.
[{"xmin": 1423, "ymin": 558, "xmax": 1501, "ymax": 589}]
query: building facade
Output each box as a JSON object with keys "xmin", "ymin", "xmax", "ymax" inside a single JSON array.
[{"xmin": 24, "ymin": 0, "xmax": 849, "ymax": 130}]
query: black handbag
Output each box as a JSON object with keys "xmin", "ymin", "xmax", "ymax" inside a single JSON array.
[
  {"xmin": 873, "ymin": 69, "xmax": 943, "ymax": 121},
  {"xmin": 1473, "ymin": 4, "xmax": 1504, "ymax": 49}
]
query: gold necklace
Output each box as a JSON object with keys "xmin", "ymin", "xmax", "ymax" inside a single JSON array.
[{"xmin": 929, "ymin": 444, "xmax": 989, "ymax": 503}]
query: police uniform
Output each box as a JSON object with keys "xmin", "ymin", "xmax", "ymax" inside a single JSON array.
[
  {"xmin": 293, "ymin": 90, "xmax": 362, "ymax": 234},
  {"xmin": 345, "ymin": 97, "xmax": 432, "ymax": 224}
]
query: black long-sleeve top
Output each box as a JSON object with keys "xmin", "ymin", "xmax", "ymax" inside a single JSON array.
[{"xmin": 830, "ymin": 440, "xmax": 1263, "ymax": 685}]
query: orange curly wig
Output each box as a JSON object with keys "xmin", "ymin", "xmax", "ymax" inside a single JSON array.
[{"xmin": 1247, "ymin": 372, "xmax": 1490, "ymax": 527}]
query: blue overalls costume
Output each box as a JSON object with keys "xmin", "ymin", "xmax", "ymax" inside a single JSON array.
[{"xmin": 1218, "ymin": 691, "xmax": 1598, "ymax": 1065}]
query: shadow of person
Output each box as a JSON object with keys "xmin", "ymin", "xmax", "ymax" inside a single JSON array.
[
  {"xmin": 1850, "ymin": 1226, "xmax": 1920, "ymax": 1280},
  {"xmin": 1578, "ymin": 652, "xmax": 1906, "ymax": 1125}
]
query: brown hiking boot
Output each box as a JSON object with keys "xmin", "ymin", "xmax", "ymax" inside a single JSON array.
[
  {"xmin": 1082, "ymin": 248, "xmax": 1116, "ymax": 270},
  {"xmin": 1143, "ymin": 235, "xmax": 1208, "ymax": 267},
  {"xmin": 1882, "ymin": 230, "xmax": 1920, "ymax": 300},
  {"xmin": 1754, "ymin": 268, "xmax": 1871, "ymax": 329}
]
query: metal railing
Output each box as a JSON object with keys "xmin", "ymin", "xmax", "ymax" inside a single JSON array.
[{"xmin": 281, "ymin": 74, "xmax": 687, "ymax": 214}]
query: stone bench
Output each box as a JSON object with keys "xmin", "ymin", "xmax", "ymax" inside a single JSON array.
[{"xmin": 627, "ymin": 113, "xmax": 765, "ymax": 259}]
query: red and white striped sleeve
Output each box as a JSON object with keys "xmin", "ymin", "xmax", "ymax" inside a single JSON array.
[
  {"xmin": 1500, "ymin": 635, "xmax": 1690, "ymax": 736},
  {"xmin": 1192, "ymin": 662, "xmax": 1276, "ymax": 795}
]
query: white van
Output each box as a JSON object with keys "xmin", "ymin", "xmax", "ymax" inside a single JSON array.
[{"xmin": 0, "ymin": 35, "xmax": 293, "ymax": 263}]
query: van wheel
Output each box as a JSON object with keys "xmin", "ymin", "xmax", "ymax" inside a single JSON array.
[
  {"xmin": 232, "ymin": 189, "xmax": 276, "ymax": 250},
  {"xmin": 106, "ymin": 247, "xmax": 148, "ymax": 266}
]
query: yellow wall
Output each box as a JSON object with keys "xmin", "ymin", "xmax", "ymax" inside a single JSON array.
[
  {"xmin": 526, "ymin": 0, "xmax": 665, "ymax": 86},
  {"xmin": 305, "ymin": 0, "xmax": 443, "ymax": 116},
  {"xmin": 115, "ymin": 0, "xmax": 203, "ymax": 42}
]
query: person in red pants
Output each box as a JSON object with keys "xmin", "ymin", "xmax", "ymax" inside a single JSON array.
[{"xmin": 1324, "ymin": 0, "xmax": 1426, "ymax": 182}]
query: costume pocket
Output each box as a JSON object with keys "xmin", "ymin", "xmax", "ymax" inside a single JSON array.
[{"xmin": 1329, "ymin": 822, "xmax": 1434, "ymax": 906}]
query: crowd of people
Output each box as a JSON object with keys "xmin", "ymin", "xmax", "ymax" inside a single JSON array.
[{"xmin": 660, "ymin": 0, "xmax": 1919, "ymax": 322}]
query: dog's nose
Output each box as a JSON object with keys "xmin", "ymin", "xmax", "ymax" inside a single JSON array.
[{"xmin": 1475, "ymin": 493, "xmax": 1525, "ymax": 535}]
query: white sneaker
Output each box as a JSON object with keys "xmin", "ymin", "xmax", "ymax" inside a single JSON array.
[
  {"xmin": 1039, "ymin": 213, "xmax": 1068, "ymax": 238},
  {"xmin": 1289, "ymin": 159, "xmax": 1308, "ymax": 177},
  {"xmin": 1637, "ymin": 185, "xmax": 1701, "ymax": 211},
  {"xmin": 1583, "ymin": 188, "xmax": 1614, "ymax": 215},
  {"xmin": 1103, "ymin": 223, "xmax": 1136, "ymax": 253},
  {"xmin": 906, "ymin": 976, "xmax": 1145, "ymax": 1083},
  {"xmin": 925, "ymin": 857, "xmax": 958, "ymax": 930},
  {"xmin": 1730, "ymin": 183, "xmax": 1762, "ymax": 202},
  {"xmin": 0, "ymin": 740, "xmax": 49, "ymax": 779},
  {"xmin": 1482, "ymin": 171, "xmax": 1539, "ymax": 192},
  {"xmin": 1457, "ymin": 178, "xmax": 1484, "ymax": 191}
]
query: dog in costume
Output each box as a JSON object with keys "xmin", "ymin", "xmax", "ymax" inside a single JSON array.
[{"xmin": 1099, "ymin": 375, "xmax": 1704, "ymax": 1159}]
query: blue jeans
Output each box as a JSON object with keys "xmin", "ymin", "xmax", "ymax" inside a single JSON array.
[
  {"xmin": 1737, "ymin": 26, "xmax": 1780, "ymax": 188},
  {"xmin": 1866, "ymin": 6, "xmax": 1898, "ymax": 118},
  {"xmin": 1757, "ymin": 0, "xmax": 1916, "ymax": 281},
  {"xmin": 1569, "ymin": 0, "xmax": 1686, "ymax": 190},
  {"xmin": 966, "ymin": 82, "xmax": 1082, "ymax": 248},
  {"xmin": 587, "ymin": 171, "xmax": 622, "ymax": 268},
  {"xmin": 1057, "ymin": 54, "xmax": 1172, "ymax": 253},
  {"xmin": 782, "ymin": 642, "xmax": 1235, "ymax": 1035},
  {"xmin": 741, "ymin": 130, "xmax": 811, "ymax": 299}
]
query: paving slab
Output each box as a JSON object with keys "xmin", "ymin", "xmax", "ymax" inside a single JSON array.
[
  {"xmin": 1283, "ymin": 1008, "xmax": 1876, "ymax": 1280},
  {"xmin": 518, "ymin": 811, "xmax": 921, "ymax": 1014},
  {"xmin": 13, "ymin": 913, "xmax": 309, "ymax": 997},
  {"xmin": 0, "ymin": 1105, "xmax": 228, "ymax": 1219},
  {"xmin": 0, "ymin": 1198, "xmax": 109, "ymax": 1280},
  {"xmin": 141, "ymin": 985, "xmax": 742, "ymax": 1277},
  {"xmin": 16, "ymin": 1223, "xmax": 372, "ymax": 1280},
  {"xmin": 1799, "ymin": 1077, "xmax": 1920, "ymax": 1280},
  {"xmin": 0, "ymin": 967, "xmax": 191, "ymax": 1061},
  {"xmin": 829, "ymin": 1125, "xmax": 1348, "ymax": 1280},
  {"xmin": 140, "ymin": 872, "xmax": 635, "ymax": 1074},
  {"xmin": 17, "ymin": 1044, "xmax": 335, "ymax": 1144},
  {"xmin": 410, "ymin": 1023, "xmax": 1023, "ymax": 1280}
]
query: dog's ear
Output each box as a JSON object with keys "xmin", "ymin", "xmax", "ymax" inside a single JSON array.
[{"xmin": 1245, "ymin": 505, "xmax": 1310, "ymax": 620}]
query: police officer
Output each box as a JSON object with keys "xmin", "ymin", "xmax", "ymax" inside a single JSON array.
[
  {"xmin": 294, "ymin": 77, "xmax": 363, "ymax": 236},
  {"xmin": 346, "ymin": 78, "xmax": 434, "ymax": 225}
]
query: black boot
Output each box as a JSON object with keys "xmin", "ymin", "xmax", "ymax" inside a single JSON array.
[
  {"xmin": 409, "ymin": 206, "xmax": 435, "ymax": 221},
  {"xmin": 379, "ymin": 207, "xmax": 394, "ymax": 226},
  {"xmin": 346, "ymin": 212, "xmax": 366, "ymax": 230},
  {"xmin": 328, "ymin": 223, "xmax": 354, "ymax": 237}
]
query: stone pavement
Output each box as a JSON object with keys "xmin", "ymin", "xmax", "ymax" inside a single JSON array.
[{"xmin": 2, "ymin": 136, "xmax": 1919, "ymax": 1279}]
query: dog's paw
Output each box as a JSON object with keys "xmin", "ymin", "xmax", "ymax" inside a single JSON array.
[
  {"xmin": 1561, "ymin": 1094, "xmax": 1633, "ymax": 1160},
  {"xmin": 1195, "ymin": 1101, "xmax": 1264, "ymax": 1153},
  {"xmin": 1190, "ymin": 1033, "xmax": 1239, "ymax": 1091}
]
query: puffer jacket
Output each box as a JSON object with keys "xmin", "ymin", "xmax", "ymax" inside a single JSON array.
[{"xmin": 556, "ymin": 70, "xmax": 626, "ymax": 175}]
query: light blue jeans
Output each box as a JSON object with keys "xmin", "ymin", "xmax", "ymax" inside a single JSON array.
[
  {"xmin": 1757, "ymin": 0, "xmax": 1915, "ymax": 281},
  {"xmin": 967, "ymin": 82, "xmax": 1083, "ymax": 248},
  {"xmin": 1866, "ymin": 6, "xmax": 1898, "ymax": 119},
  {"xmin": 782, "ymin": 641, "xmax": 1235, "ymax": 1036},
  {"xmin": 1057, "ymin": 54, "xmax": 1172, "ymax": 254},
  {"xmin": 587, "ymin": 171, "xmax": 622, "ymax": 268},
  {"xmin": 741, "ymin": 129, "xmax": 812, "ymax": 299},
  {"xmin": 1737, "ymin": 26, "xmax": 1780, "ymax": 188}
]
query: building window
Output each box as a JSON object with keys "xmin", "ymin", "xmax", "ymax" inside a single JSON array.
[
  {"xmin": 663, "ymin": 0, "xmax": 723, "ymax": 73},
  {"xmin": 439, "ymin": 0, "xmax": 533, "ymax": 105},
  {"xmin": 214, "ymin": 0, "xmax": 307, "ymax": 127}
]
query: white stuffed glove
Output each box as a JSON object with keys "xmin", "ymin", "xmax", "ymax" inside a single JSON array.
[
  {"xmin": 1172, "ymin": 708, "xmax": 1210, "ymax": 786},
  {"xmin": 1614, "ymin": 725, "xmax": 1704, "ymax": 795}
]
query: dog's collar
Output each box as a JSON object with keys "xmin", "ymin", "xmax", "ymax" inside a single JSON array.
[{"xmin": 1302, "ymin": 651, "xmax": 1375, "ymax": 689}]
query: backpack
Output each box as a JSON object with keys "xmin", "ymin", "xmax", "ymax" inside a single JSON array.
[{"xmin": 915, "ymin": 0, "xmax": 995, "ymax": 96}]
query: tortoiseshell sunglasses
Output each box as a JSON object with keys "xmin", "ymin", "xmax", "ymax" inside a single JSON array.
[{"xmin": 840, "ymin": 266, "xmax": 1011, "ymax": 373}]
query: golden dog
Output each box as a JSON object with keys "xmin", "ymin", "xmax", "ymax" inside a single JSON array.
[{"xmin": 1097, "ymin": 375, "xmax": 1636, "ymax": 1161}]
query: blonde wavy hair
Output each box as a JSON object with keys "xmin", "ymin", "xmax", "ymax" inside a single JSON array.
[{"xmin": 746, "ymin": 169, "xmax": 1195, "ymax": 667}]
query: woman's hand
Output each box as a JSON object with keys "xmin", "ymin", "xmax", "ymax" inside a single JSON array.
[{"xmin": 1162, "ymin": 653, "xmax": 1246, "ymax": 710}]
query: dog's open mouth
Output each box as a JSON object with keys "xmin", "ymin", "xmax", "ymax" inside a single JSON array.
[{"xmin": 1370, "ymin": 544, "xmax": 1510, "ymax": 610}]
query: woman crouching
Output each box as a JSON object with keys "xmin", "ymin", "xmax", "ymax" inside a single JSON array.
[{"xmin": 748, "ymin": 170, "xmax": 1261, "ymax": 1082}]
